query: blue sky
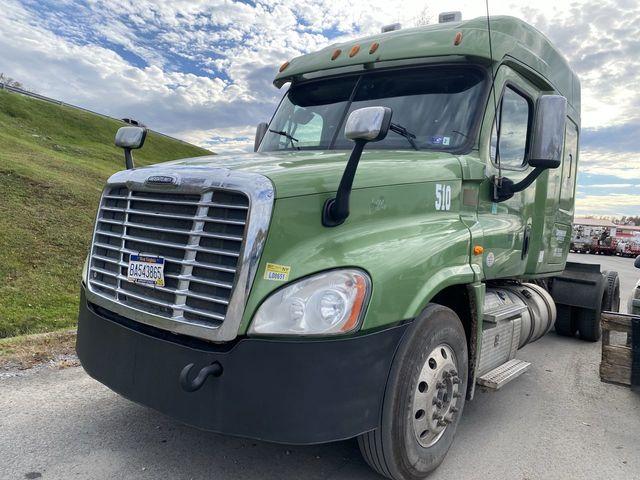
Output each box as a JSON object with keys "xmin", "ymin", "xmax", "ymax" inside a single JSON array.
[{"xmin": 1, "ymin": 0, "xmax": 639, "ymax": 217}]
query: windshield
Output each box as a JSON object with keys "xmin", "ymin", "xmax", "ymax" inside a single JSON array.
[{"xmin": 259, "ymin": 66, "xmax": 486, "ymax": 152}]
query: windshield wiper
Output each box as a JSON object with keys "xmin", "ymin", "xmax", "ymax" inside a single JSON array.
[
  {"xmin": 269, "ymin": 129, "xmax": 300, "ymax": 150},
  {"xmin": 389, "ymin": 123, "xmax": 419, "ymax": 150}
]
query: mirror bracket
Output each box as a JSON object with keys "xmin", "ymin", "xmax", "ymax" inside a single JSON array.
[
  {"xmin": 492, "ymin": 167, "xmax": 544, "ymax": 202},
  {"xmin": 124, "ymin": 148, "xmax": 134, "ymax": 170},
  {"xmin": 322, "ymin": 139, "xmax": 367, "ymax": 227},
  {"xmin": 322, "ymin": 106, "xmax": 392, "ymax": 227}
]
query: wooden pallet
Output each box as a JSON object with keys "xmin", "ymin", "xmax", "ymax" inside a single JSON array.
[{"xmin": 600, "ymin": 311, "xmax": 639, "ymax": 387}]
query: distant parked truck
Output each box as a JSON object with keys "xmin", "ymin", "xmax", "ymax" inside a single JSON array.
[
  {"xmin": 614, "ymin": 226, "xmax": 640, "ymax": 257},
  {"xmin": 77, "ymin": 15, "xmax": 621, "ymax": 479},
  {"xmin": 571, "ymin": 218, "xmax": 614, "ymax": 254}
]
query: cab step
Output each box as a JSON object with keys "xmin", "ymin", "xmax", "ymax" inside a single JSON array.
[{"xmin": 477, "ymin": 358, "xmax": 531, "ymax": 390}]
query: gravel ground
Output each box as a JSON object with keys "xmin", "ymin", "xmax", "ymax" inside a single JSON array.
[{"xmin": 1, "ymin": 254, "xmax": 638, "ymax": 480}]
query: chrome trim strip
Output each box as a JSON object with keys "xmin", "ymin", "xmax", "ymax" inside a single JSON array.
[{"xmin": 85, "ymin": 167, "xmax": 275, "ymax": 342}]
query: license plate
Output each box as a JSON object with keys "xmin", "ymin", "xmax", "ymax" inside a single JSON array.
[{"xmin": 127, "ymin": 255, "xmax": 165, "ymax": 287}]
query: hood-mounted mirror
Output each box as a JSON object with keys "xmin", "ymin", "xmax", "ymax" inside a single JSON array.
[
  {"xmin": 322, "ymin": 106, "xmax": 392, "ymax": 227},
  {"xmin": 115, "ymin": 125, "xmax": 147, "ymax": 169}
]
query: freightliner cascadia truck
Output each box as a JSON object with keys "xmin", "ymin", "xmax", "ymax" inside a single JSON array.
[{"xmin": 76, "ymin": 14, "xmax": 621, "ymax": 479}]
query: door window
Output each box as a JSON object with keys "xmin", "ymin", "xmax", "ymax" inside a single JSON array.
[
  {"xmin": 491, "ymin": 87, "xmax": 531, "ymax": 168},
  {"xmin": 560, "ymin": 120, "xmax": 579, "ymax": 204}
]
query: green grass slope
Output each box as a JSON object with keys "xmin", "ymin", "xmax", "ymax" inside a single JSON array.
[{"xmin": 0, "ymin": 90, "xmax": 211, "ymax": 338}]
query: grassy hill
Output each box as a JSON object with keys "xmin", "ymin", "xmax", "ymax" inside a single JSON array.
[{"xmin": 0, "ymin": 90, "xmax": 211, "ymax": 338}]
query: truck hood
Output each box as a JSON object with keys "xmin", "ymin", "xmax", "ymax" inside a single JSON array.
[{"xmin": 148, "ymin": 150, "xmax": 463, "ymax": 199}]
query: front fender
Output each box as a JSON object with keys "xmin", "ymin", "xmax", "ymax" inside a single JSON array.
[{"xmin": 239, "ymin": 180, "xmax": 473, "ymax": 334}]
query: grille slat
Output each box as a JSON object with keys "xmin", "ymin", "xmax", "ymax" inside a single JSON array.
[
  {"xmin": 93, "ymin": 242, "xmax": 237, "ymax": 273},
  {"xmin": 96, "ymin": 218, "xmax": 243, "ymax": 241},
  {"xmin": 104, "ymin": 194, "xmax": 249, "ymax": 210},
  {"xmin": 95, "ymin": 229, "xmax": 241, "ymax": 258},
  {"xmin": 90, "ymin": 270, "xmax": 231, "ymax": 305},
  {"xmin": 100, "ymin": 206, "xmax": 246, "ymax": 225},
  {"xmin": 89, "ymin": 186, "xmax": 249, "ymax": 329}
]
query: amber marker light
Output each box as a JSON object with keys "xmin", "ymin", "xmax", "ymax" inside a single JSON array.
[
  {"xmin": 340, "ymin": 275, "xmax": 368, "ymax": 333},
  {"xmin": 453, "ymin": 31, "xmax": 463, "ymax": 46},
  {"xmin": 331, "ymin": 49, "xmax": 342, "ymax": 60},
  {"xmin": 279, "ymin": 61, "xmax": 290, "ymax": 72},
  {"xmin": 349, "ymin": 44, "xmax": 361, "ymax": 57},
  {"xmin": 369, "ymin": 42, "xmax": 379, "ymax": 54},
  {"xmin": 473, "ymin": 245, "xmax": 484, "ymax": 255}
]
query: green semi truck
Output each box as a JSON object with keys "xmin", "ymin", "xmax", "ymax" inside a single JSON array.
[{"xmin": 77, "ymin": 14, "xmax": 620, "ymax": 479}]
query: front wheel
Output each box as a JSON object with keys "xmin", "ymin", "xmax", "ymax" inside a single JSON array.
[{"xmin": 358, "ymin": 304, "xmax": 468, "ymax": 480}]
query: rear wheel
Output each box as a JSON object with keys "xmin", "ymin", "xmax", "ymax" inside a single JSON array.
[
  {"xmin": 577, "ymin": 270, "xmax": 621, "ymax": 342},
  {"xmin": 358, "ymin": 304, "xmax": 468, "ymax": 480},
  {"xmin": 602, "ymin": 271, "xmax": 620, "ymax": 312},
  {"xmin": 555, "ymin": 304, "xmax": 577, "ymax": 337}
]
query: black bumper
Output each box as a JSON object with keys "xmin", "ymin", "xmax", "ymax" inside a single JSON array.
[{"xmin": 76, "ymin": 286, "xmax": 409, "ymax": 445}]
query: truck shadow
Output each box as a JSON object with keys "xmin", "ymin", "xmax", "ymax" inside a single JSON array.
[{"xmin": 87, "ymin": 395, "xmax": 380, "ymax": 479}]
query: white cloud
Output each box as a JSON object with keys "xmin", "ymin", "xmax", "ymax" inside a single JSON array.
[
  {"xmin": 588, "ymin": 183, "xmax": 635, "ymax": 188},
  {"xmin": 576, "ymin": 193, "xmax": 640, "ymax": 216},
  {"xmin": 1, "ymin": 0, "xmax": 639, "ymax": 215},
  {"xmin": 579, "ymin": 150, "xmax": 640, "ymax": 180}
]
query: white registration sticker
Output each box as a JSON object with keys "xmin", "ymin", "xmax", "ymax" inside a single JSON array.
[{"xmin": 127, "ymin": 254, "xmax": 165, "ymax": 287}]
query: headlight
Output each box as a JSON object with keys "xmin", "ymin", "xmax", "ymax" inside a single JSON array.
[
  {"xmin": 81, "ymin": 254, "xmax": 89, "ymax": 285},
  {"xmin": 249, "ymin": 269, "xmax": 371, "ymax": 336}
]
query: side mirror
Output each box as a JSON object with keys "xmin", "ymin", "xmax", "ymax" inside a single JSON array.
[
  {"xmin": 254, "ymin": 122, "xmax": 268, "ymax": 152},
  {"xmin": 529, "ymin": 95, "xmax": 567, "ymax": 169},
  {"xmin": 635, "ymin": 255, "xmax": 640, "ymax": 269},
  {"xmin": 323, "ymin": 107, "xmax": 392, "ymax": 226},
  {"xmin": 344, "ymin": 106, "xmax": 392, "ymax": 142},
  {"xmin": 115, "ymin": 126, "xmax": 147, "ymax": 169},
  {"xmin": 493, "ymin": 95, "xmax": 567, "ymax": 202}
]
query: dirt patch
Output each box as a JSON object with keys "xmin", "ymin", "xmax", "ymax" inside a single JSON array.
[{"xmin": 0, "ymin": 329, "xmax": 78, "ymax": 372}]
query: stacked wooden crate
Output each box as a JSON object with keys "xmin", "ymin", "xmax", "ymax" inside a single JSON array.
[{"xmin": 600, "ymin": 312, "xmax": 639, "ymax": 389}]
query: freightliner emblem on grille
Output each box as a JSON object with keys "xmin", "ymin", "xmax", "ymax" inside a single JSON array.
[{"xmin": 145, "ymin": 175, "xmax": 177, "ymax": 185}]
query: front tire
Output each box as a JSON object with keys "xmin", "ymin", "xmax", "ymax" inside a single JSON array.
[{"xmin": 358, "ymin": 304, "xmax": 468, "ymax": 480}]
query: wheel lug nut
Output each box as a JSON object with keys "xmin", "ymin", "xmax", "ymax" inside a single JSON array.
[
  {"xmin": 450, "ymin": 406, "xmax": 458, "ymax": 413},
  {"xmin": 452, "ymin": 377, "xmax": 460, "ymax": 384},
  {"xmin": 432, "ymin": 398, "xmax": 443, "ymax": 407},
  {"xmin": 436, "ymin": 381, "xmax": 444, "ymax": 389},
  {"xmin": 449, "ymin": 369, "xmax": 457, "ymax": 376},
  {"xmin": 442, "ymin": 371, "xmax": 450, "ymax": 378}
]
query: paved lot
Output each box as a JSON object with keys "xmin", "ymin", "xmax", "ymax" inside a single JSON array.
[{"xmin": 1, "ymin": 255, "xmax": 639, "ymax": 480}]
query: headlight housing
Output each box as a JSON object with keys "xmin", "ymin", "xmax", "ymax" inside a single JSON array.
[{"xmin": 249, "ymin": 269, "xmax": 371, "ymax": 336}]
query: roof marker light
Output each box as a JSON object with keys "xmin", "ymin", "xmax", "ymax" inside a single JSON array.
[
  {"xmin": 454, "ymin": 31, "xmax": 463, "ymax": 46},
  {"xmin": 369, "ymin": 42, "xmax": 379, "ymax": 54},
  {"xmin": 331, "ymin": 49, "xmax": 342, "ymax": 60},
  {"xmin": 349, "ymin": 44, "xmax": 361, "ymax": 57},
  {"xmin": 279, "ymin": 61, "xmax": 290, "ymax": 72}
]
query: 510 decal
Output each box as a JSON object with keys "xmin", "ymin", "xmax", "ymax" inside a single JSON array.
[{"xmin": 435, "ymin": 183, "xmax": 452, "ymax": 211}]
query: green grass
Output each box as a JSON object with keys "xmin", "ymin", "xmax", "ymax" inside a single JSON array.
[{"xmin": 0, "ymin": 90, "xmax": 211, "ymax": 338}]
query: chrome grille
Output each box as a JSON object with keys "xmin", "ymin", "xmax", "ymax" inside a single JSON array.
[{"xmin": 88, "ymin": 186, "xmax": 249, "ymax": 328}]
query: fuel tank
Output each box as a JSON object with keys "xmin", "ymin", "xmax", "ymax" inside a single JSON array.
[{"xmin": 477, "ymin": 283, "xmax": 556, "ymax": 376}]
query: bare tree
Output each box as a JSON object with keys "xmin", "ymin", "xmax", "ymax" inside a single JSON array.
[
  {"xmin": 414, "ymin": 6, "xmax": 433, "ymax": 27},
  {"xmin": 0, "ymin": 73, "xmax": 25, "ymax": 89}
]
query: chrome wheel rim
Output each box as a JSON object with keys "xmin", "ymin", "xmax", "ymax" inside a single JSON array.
[{"xmin": 411, "ymin": 343, "xmax": 461, "ymax": 448}]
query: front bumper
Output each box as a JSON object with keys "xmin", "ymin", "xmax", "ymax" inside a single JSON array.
[{"xmin": 76, "ymin": 285, "xmax": 409, "ymax": 444}]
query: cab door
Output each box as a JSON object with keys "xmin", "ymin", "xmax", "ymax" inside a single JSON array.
[{"xmin": 477, "ymin": 66, "xmax": 539, "ymax": 279}]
